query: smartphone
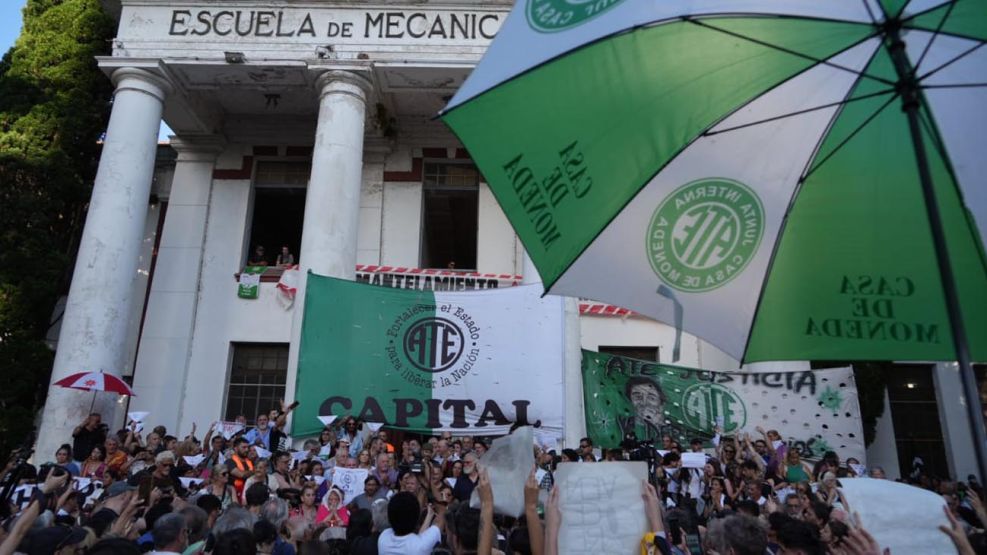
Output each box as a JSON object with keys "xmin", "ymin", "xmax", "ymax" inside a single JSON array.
[
  {"xmin": 138, "ymin": 474, "xmax": 153, "ymax": 502},
  {"xmin": 762, "ymin": 484, "xmax": 774, "ymax": 499},
  {"xmin": 685, "ymin": 532, "xmax": 703, "ymax": 555}
]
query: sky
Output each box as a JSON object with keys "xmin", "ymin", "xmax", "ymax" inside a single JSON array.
[
  {"xmin": 1, "ymin": 0, "xmax": 173, "ymax": 141},
  {"xmin": 1, "ymin": 0, "xmax": 27, "ymax": 53}
]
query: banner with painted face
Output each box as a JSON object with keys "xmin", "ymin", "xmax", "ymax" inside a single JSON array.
[
  {"xmin": 582, "ymin": 350, "xmax": 864, "ymax": 462},
  {"xmin": 293, "ymin": 272, "xmax": 565, "ymax": 437}
]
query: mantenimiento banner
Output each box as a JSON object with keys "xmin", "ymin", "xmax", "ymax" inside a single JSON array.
[
  {"xmin": 293, "ymin": 273, "xmax": 565, "ymax": 436},
  {"xmin": 582, "ymin": 351, "xmax": 865, "ymax": 462}
]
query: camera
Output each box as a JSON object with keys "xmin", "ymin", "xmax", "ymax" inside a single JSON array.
[{"xmin": 37, "ymin": 463, "xmax": 68, "ymax": 483}]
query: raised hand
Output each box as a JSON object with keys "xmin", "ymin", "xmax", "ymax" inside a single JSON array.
[
  {"xmin": 41, "ymin": 471, "xmax": 70, "ymax": 494},
  {"xmin": 842, "ymin": 513, "xmax": 889, "ymax": 555},
  {"xmin": 940, "ymin": 505, "xmax": 976, "ymax": 555},
  {"xmin": 642, "ymin": 480, "xmax": 663, "ymax": 533},
  {"xmin": 477, "ymin": 467, "xmax": 493, "ymax": 505},
  {"xmin": 524, "ymin": 465, "xmax": 540, "ymax": 509}
]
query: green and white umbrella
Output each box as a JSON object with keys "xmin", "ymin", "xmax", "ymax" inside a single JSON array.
[{"xmin": 441, "ymin": 0, "xmax": 987, "ymax": 468}]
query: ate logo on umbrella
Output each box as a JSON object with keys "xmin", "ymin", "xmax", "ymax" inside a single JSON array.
[
  {"xmin": 527, "ymin": 0, "xmax": 626, "ymax": 32},
  {"xmin": 647, "ymin": 178, "xmax": 764, "ymax": 293}
]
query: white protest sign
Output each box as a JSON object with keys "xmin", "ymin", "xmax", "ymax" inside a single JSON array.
[
  {"xmin": 11, "ymin": 484, "xmax": 36, "ymax": 510},
  {"xmin": 219, "ymin": 421, "xmax": 245, "ymax": 440},
  {"xmin": 839, "ymin": 478, "xmax": 952, "ymax": 554},
  {"xmin": 470, "ymin": 427, "xmax": 533, "ymax": 517},
  {"xmin": 307, "ymin": 475, "xmax": 327, "ymax": 486},
  {"xmin": 681, "ymin": 452, "xmax": 705, "ymax": 469},
  {"xmin": 366, "ymin": 422, "xmax": 384, "ymax": 432},
  {"xmin": 317, "ymin": 415, "xmax": 338, "ymax": 428},
  {"xmin": 128, "ymin": 411, "xmax": 149, "ymax": 423},
  {"xmin": 331, "ymin": 467, "xmax": 369, "ymax": 505},
  {"xmin": 179, "ymin": 477, "xmax": 205, "ymax": 490},
  {"xmin": 555, "ymin": 462, "xmax": 648, "ymax": 555},
  {"xmin": 183, "ymin": 455, "xmax": 205, "ymax": 467},
  {"xmin": 253, "ymin": 446, "xmax": 272, "ymax": 460},
  {"xmin": 128, "ymin": 411, "xmax": 149, "ymax": 433},
  {"xmin": 533, "ymin": 428, "xmax": 561, "ymax": 453},
  {"xmin": 72, "ymin": 478, "xmax": 105, "ymax": 508},
  {"xmin": 319, "ymin": 444, "xmax": 332, "ymax": 457}
]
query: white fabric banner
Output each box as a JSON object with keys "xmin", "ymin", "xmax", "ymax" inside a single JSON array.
[
  {"xmin": 583, "ymin": 352, "xmax": 866, "ymax": 463},
  {"xmin": 296, "ymin": 277, "xmax": 566, "ymax": 436}
]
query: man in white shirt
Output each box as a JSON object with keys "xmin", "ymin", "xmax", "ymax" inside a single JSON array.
[
  {"xmin": 378, "ymin": 491, "xmax": 444, "ymax": 555},
  {"xmin": 149, "ymin": 512, "xmax": 188, "ymax": 554}
]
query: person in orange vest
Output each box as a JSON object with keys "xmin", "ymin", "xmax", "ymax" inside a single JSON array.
[{"xmin": 225, "ymin": 437, "xmax": 254, "ymax": 501}]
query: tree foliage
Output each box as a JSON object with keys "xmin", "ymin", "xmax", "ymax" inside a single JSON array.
[{"xmin": 0, "ymin": 0, "xmax": 114, "ymax": 458}]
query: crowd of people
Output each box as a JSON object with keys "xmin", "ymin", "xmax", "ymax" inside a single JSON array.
[{"xmin": 0, "ymin": 404, "xmax": 983, "ymax": 554}]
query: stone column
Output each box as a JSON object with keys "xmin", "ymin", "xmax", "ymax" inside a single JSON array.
[
  {"xmin": 131, "ymin": 135, "xmax": 224, "ymax": 436},
  {"xmin": 36, "ymin": 68, "xmax": 171, "ymax": 461},
  {"xmin": 284, "ymin": 71, "xmax": 372, "ymax": 426}
]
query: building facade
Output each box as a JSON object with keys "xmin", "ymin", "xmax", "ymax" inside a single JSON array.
[{"xmin": 34, "ymin": 0, "xmax": 977, "ymax": 481}]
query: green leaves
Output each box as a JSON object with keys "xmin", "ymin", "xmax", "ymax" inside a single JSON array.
[{"xmin": 0, "ymin": 0, "xmax": 113, "ymax": 457}]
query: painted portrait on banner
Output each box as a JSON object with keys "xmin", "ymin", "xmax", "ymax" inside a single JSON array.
[{"xmin": 582, "ymin": 350, "xmax": 865, "ymax": 462}]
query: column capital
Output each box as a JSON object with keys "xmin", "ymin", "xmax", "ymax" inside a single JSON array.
[
  {"xmin": 169, "ymin": 134, "xmax": 227, "ymax": 162},
  {"xmin": 111, "ymin": 67, "xmax": 173, "ymax": 103},
  {"xmin": 314, "ymin": 70, "xmax": 373, "ymax": 104}
]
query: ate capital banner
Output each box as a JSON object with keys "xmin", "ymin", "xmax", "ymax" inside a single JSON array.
[
  {"xmin": 582, "ymin": 351, "xmax": 865, "ymax": 462},
  {"xmin": 293, "ymin": 273, "xmax": 565, "ymax": 436}
]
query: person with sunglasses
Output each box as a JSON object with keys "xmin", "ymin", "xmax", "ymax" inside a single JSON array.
[
  {"xmin": 152, "ymin": 451, "xmax": 179, "ymax": 494},
  {"xmin": 205, "ymin": 463, "xmax": 239, "ymax": 510}
]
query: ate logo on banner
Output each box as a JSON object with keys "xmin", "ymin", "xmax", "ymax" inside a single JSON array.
[
  {"xmin": 647, "ymin": 178, "xmax": 764, "ymax": 293},
  {"xmin": 681, "ymin": 383, "xmax": 747, "ymax": 434},
  {"xmin": 405, "ymin": 318, "xmax": 465, "ymax": 372},
  {"xmin": 527, "ymin": 0, "xmax": 625, "ymax": 32},
  {"xmin": 386, "ymin": 303, "xmax": 482, "ymax": 388}
]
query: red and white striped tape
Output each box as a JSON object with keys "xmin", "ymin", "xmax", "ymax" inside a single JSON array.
[
  {"xmin": 355, "ymin": 264, "xmax": 633, "ymax": 317},
  {"xmin": 356, "ymin": 264, "xmax": 521, "ymax": 281}
]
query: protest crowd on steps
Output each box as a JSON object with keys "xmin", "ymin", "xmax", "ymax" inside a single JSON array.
[{"xmin": 0, "ymin": 403, "xmax": 982, "ymax": 555}]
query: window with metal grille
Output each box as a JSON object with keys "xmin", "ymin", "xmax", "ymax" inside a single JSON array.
[
  {"xmin": 225, "ymin": 343, "xmax": 289, "ymax": 424},
  {"xmin": 420, "ymin": 163, "xmax": 479, "ymax": 270}
]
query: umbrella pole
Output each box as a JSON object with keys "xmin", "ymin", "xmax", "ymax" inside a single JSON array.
[{"xmin": 887, "ymin": 27, "xmax": 987, "ymax": 483}]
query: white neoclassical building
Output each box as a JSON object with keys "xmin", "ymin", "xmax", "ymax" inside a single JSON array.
[{"xmin": 35, "ymin": 0, "xmax": 977, "ymax": 482}]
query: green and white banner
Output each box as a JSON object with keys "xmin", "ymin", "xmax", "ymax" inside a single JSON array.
[
  {"xmin": 293, "ymin": 273, "xmax": 565, "ymax": 436},
  {"xmin": 237, "ymin": 266, "xmax": 265, "ymax": 299},
  {"xmin": 582, "ymin": 350, "xmax": 864, "ymax": 462}
]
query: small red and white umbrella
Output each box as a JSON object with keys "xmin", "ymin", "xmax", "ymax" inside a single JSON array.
[{"xmin": 54, "ymin": 371, "xmax": 135, "ymax": 396}]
